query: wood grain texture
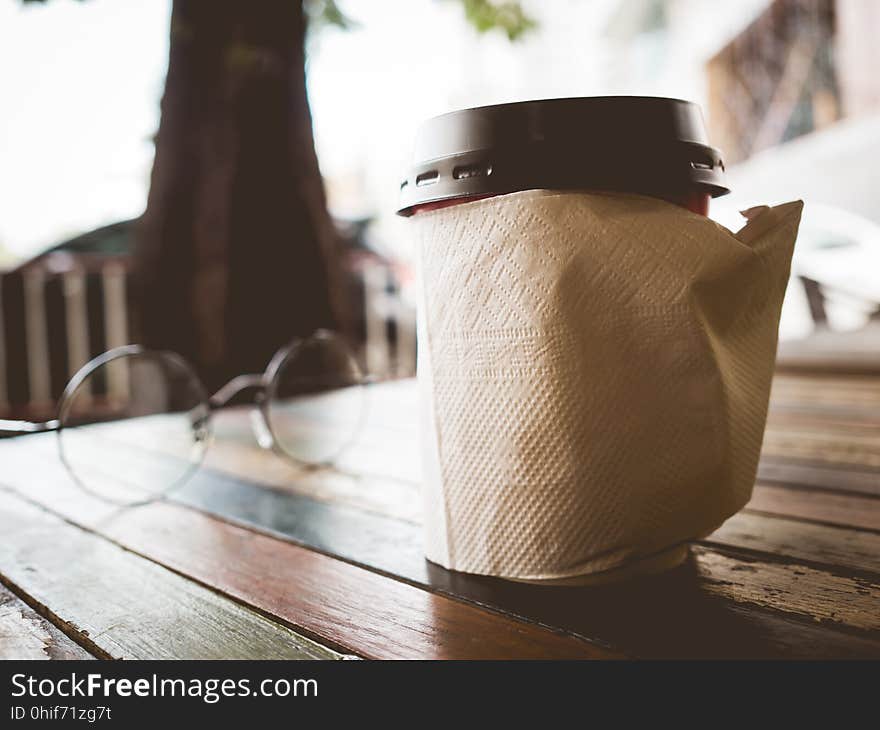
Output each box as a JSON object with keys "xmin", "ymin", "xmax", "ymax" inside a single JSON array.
[
  {"xmin": 417, "ymin": 553, "xmax": 880, "ymax": 659},
  {"xmin": 179, "ymin": 472, "xmax": 880, "ymax": 655},
  {"xmin": 103, "ymin": 502, "xmax": 619, "ymax": 659},
  {"xmin": 704, "ymin": 511, "xmax": 880, "ymax": 575},
  {"xmin": 0, "ymin": 583, "xmax": 94, "ymax": 660},
  {"xmin": 748, "ymin": 483, "xmax": 880, "ymax": 532},
  {"xmin": 762, "ymin": 420, "xmax": 880, "ymax": 469},
  {"xmin": 189, "ymin": 455, "xmax": 880, "ymax": 633},
  {"xmin": 9, "ymin": 465, "xmax": 878, "ymax": 658},
  {"xmin": 0, "ymin": 443, "xmax": 616, "ymax": 660},
  {"xmin": 5, "ymin": 424, "xmax": 879, "ymax": 658},
  {"xmin": 756, "ymin": 458, "xmax": 880, "ymax": 497},
  {"xmin": 0, "ymin": 492, "xmax": 339, "ymax": 660},
  {"xmin": 764, "ymin": 372, "xmax": 880, "ymax": 470},
  {"xmin": 2, "ymin": 372, "xmax": 879, "ymax": 659},
  {"xmin": 182, "ymin": 416, "xmax": 880, "ymax": 582},
  {"xmin": 690, "ymin": 547, "xmax": 879, "ymax": 632},
  {"xmin": 769, "ymin": 373, "xmax": 880, "ymax": 411}
]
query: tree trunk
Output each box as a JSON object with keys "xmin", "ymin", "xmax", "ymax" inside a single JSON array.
[{"xmin": 135, "ymin": 0, "xmax": 340, "ymax": 391}]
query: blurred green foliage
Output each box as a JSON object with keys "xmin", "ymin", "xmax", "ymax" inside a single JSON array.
[
  {"xmin": 454, "ymin": 0, "xmax": 537, "ymax": 41},
  {"xmin": 306, "ymin": 0, "xmax": 536, "ymax": 40},
  {"xmin": 304, "ymin": 0, "xmax": 359, "ymax": 32}
]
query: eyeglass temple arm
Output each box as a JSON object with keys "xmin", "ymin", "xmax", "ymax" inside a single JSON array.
[
  {"xmin": 209, "ymin": 366, "xmax": 378, "ymax": 410},
  {"xmin": 0, "ymin": 419, "xmax": 60, "ymax": 435},
  {"xmin": 209, "ymin": 374, "xmax": 265, "ymax": 409}
]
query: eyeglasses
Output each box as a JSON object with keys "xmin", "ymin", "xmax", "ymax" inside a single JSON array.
[{"xmin": 0, "ymin": 330, "xmax": 368, "ymax": 506}]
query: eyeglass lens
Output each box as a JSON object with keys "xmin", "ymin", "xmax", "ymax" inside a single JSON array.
[
  {"xmin": 58, "ymin": 351, "xmax": 210, "ymax": 506},
  {"xmin": 265, "ymin": 332, "xmax": 366, "ymax": 467}
]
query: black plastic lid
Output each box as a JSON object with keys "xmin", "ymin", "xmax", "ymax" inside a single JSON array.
[{"xmin": 397, "ymin": 96, "xmax": 729, "ymax": 215}]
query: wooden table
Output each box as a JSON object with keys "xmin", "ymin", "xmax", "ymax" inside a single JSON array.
[{"xmin": 0, "ymin": 373, "xmax": 878, "ymax": 659}]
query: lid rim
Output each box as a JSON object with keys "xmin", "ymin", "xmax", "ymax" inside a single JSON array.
[{"xmin": 398, "ymin": 96, "xmax": 729, "ymax": 215}]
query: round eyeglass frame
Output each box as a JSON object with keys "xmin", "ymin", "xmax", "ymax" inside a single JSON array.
[{"xmin": 54, "ymin": 330, "xmax": 366, "ymax": 507}]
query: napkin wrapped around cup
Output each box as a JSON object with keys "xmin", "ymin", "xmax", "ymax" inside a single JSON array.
[{"xmin": 412, "ymin": 189, "xmax": 803, "ymax": 582}]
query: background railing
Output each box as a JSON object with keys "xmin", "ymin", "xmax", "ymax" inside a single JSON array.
[
  {"xmin": 0, "ymin": 252, "xmax": 415, "ymax": 422},
  {"xmin": 0, "ymin": 254, "xmax": 133, "ymax": 422}
]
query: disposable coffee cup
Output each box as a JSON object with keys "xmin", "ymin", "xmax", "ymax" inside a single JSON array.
[{"xmin": 398, "ymin": 97, "xmax": 799, "ymax": 586}]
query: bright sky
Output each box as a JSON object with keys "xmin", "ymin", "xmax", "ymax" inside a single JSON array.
[
  {"xmin": 0, "ymin": 0, "xmax": 767, "ymax": 262},
  {"xmin": 0, "ymin": 0, "xmax": 170, "ymax": 260}
]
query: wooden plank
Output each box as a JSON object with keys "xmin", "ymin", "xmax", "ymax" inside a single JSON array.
[
  {"xmin": 101, "ymin": 502, "xmax": 619, "ymax": 660},
  {"xmin": 691, "ymin": 546, "xmax": 879, "ymax": 631},
  {"xmin": 756, "ymin": 458, "xmax": 880, "ymax": 497},
  {"xmin": 0, "ymin": 444, "xmax": 615, "ymax": 660},
  {"xmin": 761, "ymin": 420, "xmax": 880, "ymax": 469},
  {"xmin": 748, "ymin": 482, "xmax": 880, "ymax": 532},
  {"xmin": 767, "ymin": 402, "xmax": 880, "ymax": 425},
  {"xmin": 0, "ymin": 583, "xmax": 94, "ymax": 660},
  {"xmin": 430, "ymin": 556, "xmax": 880, "ymax": 659},
  {"xmin": 209, "ymin": 400, "xmax": 423, "ymax": 493},
  {"xmin": 763, "ymin": 372, "xmax": 880, "ymax": 471},
  {"xmin": 202, "ymin": 427, "xmax": 422, "ymax": 523},
  {"xmin": 769, "ymin": 373, "xmax": 880, "ymax": 411},
  {"xmin": 775, "ymin": 357, "xmax": 880, "ymax": 377},
  {"xmin": 704, "ymin": 510, "xmax": 880, "ymax": 576},
  {"xmin": 0, "ymin": 492, "xmax": 339, "ymax": 660}
]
